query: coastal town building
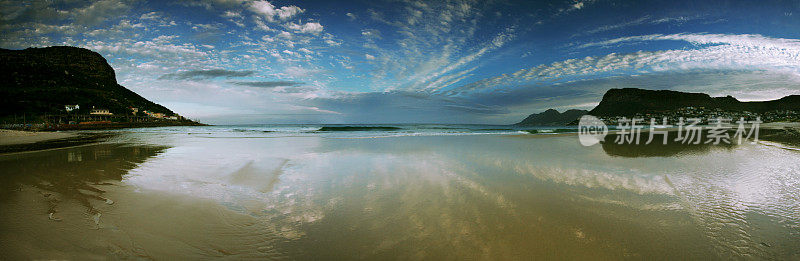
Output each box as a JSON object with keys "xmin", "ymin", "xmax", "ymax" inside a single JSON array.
[
  {"xmin": 89, "ymin": 108, "xmax": 113, "ymax": 115},
  {"xmin": 598, "ymin": 106, "xmax": 799, "ymax": 125},
  {"xmin": 142, "ymin": 110, "xmax": 165, "ymax": 118}
]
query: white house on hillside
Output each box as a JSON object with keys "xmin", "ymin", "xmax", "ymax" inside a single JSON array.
[{"xmin": 90, "ymin": 108, "xmax": 113, "ymax": 115}]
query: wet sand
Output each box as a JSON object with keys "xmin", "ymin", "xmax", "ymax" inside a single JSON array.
[
  {"xmin": 0, "ymin": 129, "xmax": 111, "ymax": 154},
  {"xmin": 0, "ymin": 144, "xmax": 280, "ymax": 259},
  {"xmin": 1, "ymin": 132, "xmax": 799, "ymax": 259},
  {"xmin": 0, "ymin": 185, "xmax": 271, "ymax": 259},
  {"xmin": 0, "ymin": 129, "xmax": 76, "ymax": 145}
]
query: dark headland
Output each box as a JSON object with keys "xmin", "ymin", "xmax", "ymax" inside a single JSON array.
[
  {"xmin": 514, "ymin": 109, "xmax": 588, "ymax": 126},
  {"xmin": 589, "ymin": 88, "xmax": 800, "ymax": 117},
  {"xmin": 0, "ymin": 46, "xmax": 205, "ymax": 131},
  {"xmin": 0, "ymin": 46, "xmax": 205, "ymax": 153},
  {"xmin": 517, "ymin": 88, "xmax": 800, "ymax": 126},
  {"xmin": 515, "ymin": 88, "xmax": 800, "ymax": 147}
]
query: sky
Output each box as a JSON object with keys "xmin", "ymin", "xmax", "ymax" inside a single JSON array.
[{"xmin": 1, "ymin": 0, "xmax": 800, "ymax": 124}]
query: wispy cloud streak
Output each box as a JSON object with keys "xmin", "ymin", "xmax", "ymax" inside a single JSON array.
[
  {"xmin": 159, "ymin": 69, "xmax": 256, "ymax": 80},
  {"xmin": 447, "ymin": 33, "xmax": 800, "ymax": 95},
  {"xmin": 231, "ymin": 81, "xmax": 303, "ymax": 88}
]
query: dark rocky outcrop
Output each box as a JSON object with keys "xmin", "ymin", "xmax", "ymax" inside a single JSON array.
[
  {"xmin": 589, "ymin": 88, "xmax": 800, "ymax": 117},
  {"xmin": 515, "ymin": 109, "xmax": 588, "ymax": 126},
  {"xmin": 0, "ymin": 46, "xmax": 175, "ymax": 117}
]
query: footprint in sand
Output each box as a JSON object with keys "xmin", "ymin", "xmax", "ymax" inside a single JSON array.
[
  {"xmin": 93, "ymin": 213, "xmax": 101, "ymax": 226},
  {"xmin": 48, "ymin": 212, "xmax": 62, "ymax": 221}
]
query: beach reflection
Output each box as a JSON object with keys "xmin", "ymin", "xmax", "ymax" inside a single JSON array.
[
  {"xmin": 118, "ymin": 134, "xmax": 800, "ymax": 259},
  {"xmin": 1, "ymin": 133, "xmax": 799, "ymax": 259},
  {"xmin": 601, "ymin": 132, "xmax": 738, "ymax": 157},
  {"xmin": 0, "ymin": 144, "xmax": 168, "ymax": 214}
]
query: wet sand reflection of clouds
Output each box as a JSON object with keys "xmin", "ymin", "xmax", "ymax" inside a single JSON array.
[
  {"xmin": 601, "ymin": 131, "xmax": 739, "ymax": 158},
  {"xmin": 1, "ymin": 133, "xmax": 799, "ymax": 259},
  {"xmin": 0, "ymin": 144, "xmax": 169, "ymax": 216}
]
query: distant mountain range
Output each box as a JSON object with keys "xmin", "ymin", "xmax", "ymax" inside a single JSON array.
[
  {"xmin": 589, "ymin": 88, "xmax": 800, "ymax": 117},
  {"xmin": 0, "ymin": 46, "xmax": 175, "ymax": 118},
  {"xmin": 514, "ymin": 109, "xmax": 588, "ymax": 126},
  {"xmin": 516, "ymin": 88, "xmax": 800, "ymax": 125}
]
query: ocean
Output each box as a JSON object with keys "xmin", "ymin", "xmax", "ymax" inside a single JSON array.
[{"xmin": 97, "ymin": 124, "xmax": 575, "ymax": 138}]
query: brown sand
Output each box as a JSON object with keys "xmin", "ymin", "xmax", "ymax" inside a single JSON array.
[
  {"xmin": 0, "ymin": 129, "xmax": 77, "ymax": 146},
  {"xmin": 0, "ymin": 130, "xmax": 111, "ymax": 154}
]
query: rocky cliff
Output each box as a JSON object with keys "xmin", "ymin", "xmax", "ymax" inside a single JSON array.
[
  {"xmin": 515, "ymin": 109, "xmax": 588, "ymax": 126},
  {"xmin": 0, "ymin": 46, "xmax": 174, "ymax": 117},
  {"xmin": 589, "ymin": 88, "xmax": 800, "ymax": 117}
]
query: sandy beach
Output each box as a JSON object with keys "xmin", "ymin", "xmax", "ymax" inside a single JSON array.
[
  {"xmin": 0, "ymin": 129, "xmax": 77, "ymax": 146},
  {"xmin": 0, "ymin": 129, "xmax": 111, "ymax": 154},
  {"xmin": 1, "ymin": 126, "xmax": 798, "ymax": 259}
]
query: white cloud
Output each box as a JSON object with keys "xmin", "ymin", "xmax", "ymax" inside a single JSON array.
[
  {"xmin": 579, "ymin": 33, "xmax": 800, "ymax": 51},
  {"xmin": 555, "ymin": 0, "xmax": 595, "ymax": 16},
  {"xmin": 285, "ymin": 22, "xmax": 323, "ymax": 34},
  {"xmin": 324, "ymin": 39, "xmax": 341, "ymax": 46},
  {"xmin": 361, "ymin": 29, "xmax": 381, "ymax": 39},
  {"xmin": 412, "ymin": 28, "xmax": 516, "ymax": 92},
  {"xmin": 221, "ymin": 11, "xmax": 240, "ymax": 18},
  {"xmin": 83, "ymin": 35, "xmax": 210, "ymax": 59},
  {"xmin": 253, "ymin": 18, "xmax": 273, "ymax": 31},
  {"xmin": 191, "ymin": 23, "xmax": 220, "ymax": 31},
  {"xmin": 139, "ymin": 11, "xmax": 161, "ymax": 20},
  {"xmin": 353, "ymin": 1, "xmax": 518, "ymax": 94},
  {"xmin": 449, "ymin": 33, "xmax": 800, "ymax": 95},
  {"xmin": 577, "ymin": 15, "xmax": 704, "ymax": 36},
  {"xmin": 277, "ymin": 31, "xmax": 292, "ymax": 38},
  {"xmin": 365, "ymin": 54, "xmax": 375, "ymax": 60},
  {"xmin": 276, "ymin": 6, "xmax": 304, "ymax": 20},
  {"xmin": 73, "ymin": 0, "xmax": 130, "ymax": 25},
  {"xmin": 284, "ymin": 66, "xmax": 325, "ymax": 78},
  {"xmin": 269, "ymin": 51, "xmax": 282, "ymax": 59},
  {"xmin": 249, "ymin": 1, "xmax": 277, "ymax": 19},
  {"xmin": 248, "ymin": 1, "xmax": 303, "ymax": 22}
]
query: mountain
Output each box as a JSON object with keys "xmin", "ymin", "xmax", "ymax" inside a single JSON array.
[
  {"xmin": 0, "ymin": 46, "xmax": 174, "ymax": 118},
  {"xmin": 515, "ymin": 109, "xmax": 588, "ymax": 126},
  {"xmin": 589, "ymin": 88, "xmax": 800, "ymax": 117}
]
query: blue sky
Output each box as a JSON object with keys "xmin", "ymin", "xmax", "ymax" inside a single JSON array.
[{"xmin": 2, "ymin": 0, "xmax": 799, "ymax": 124}]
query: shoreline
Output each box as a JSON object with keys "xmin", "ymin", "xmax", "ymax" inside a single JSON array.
[
  {"xmin": 2, "ymin": 122, "xmax": 798, "ymax": 154},
  {"xmin": 1, "ymin": 124, "xmax": 799, "ymax": 259},
  {"xmin": 0, "ymin": 130, "xmax": 112, "ymax": 154},
  {"xmin": 0, "ymin": 129, "xmax": 77, "ymax": 146},
  {"xmin": 43, "ymin": 121, "xmax": 207, "ymax": 131},
  {"xmin": 508, "ymin": 122, "xmax": 800, "ymax": 148}
]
